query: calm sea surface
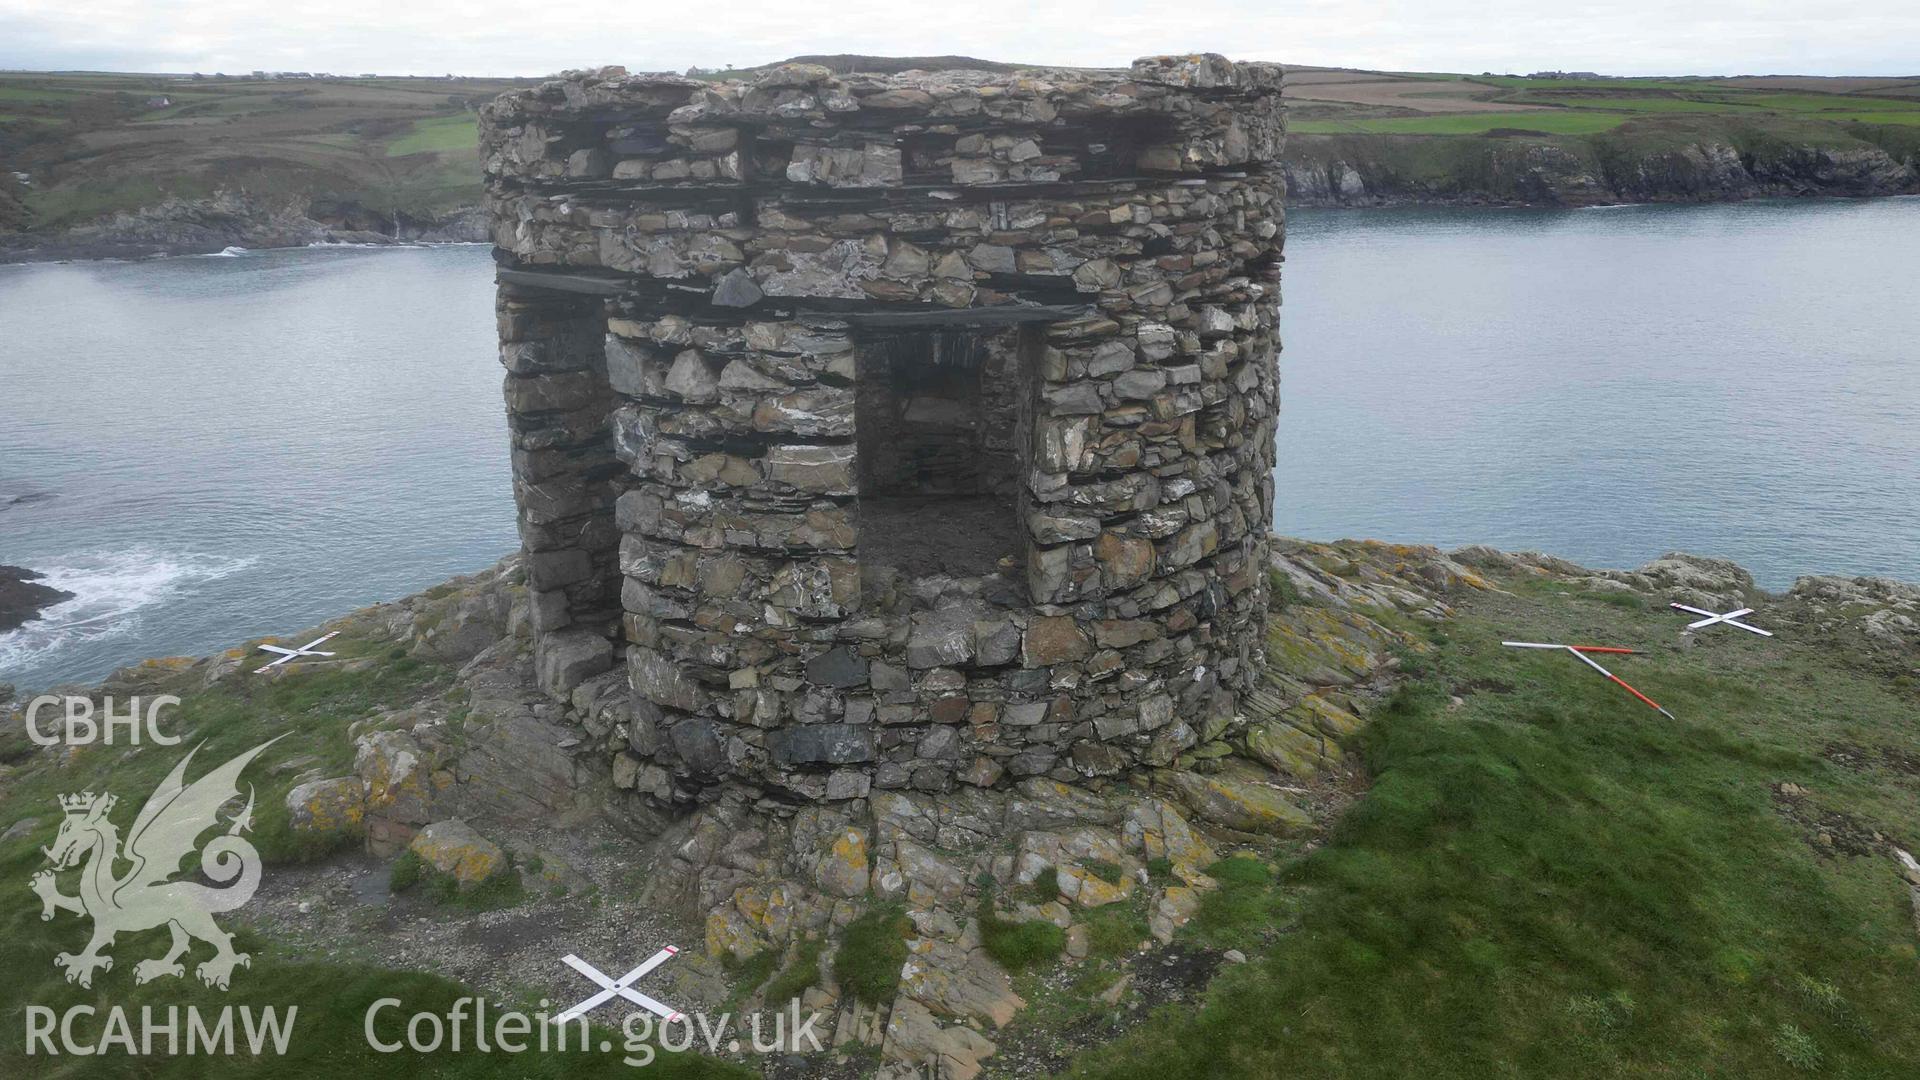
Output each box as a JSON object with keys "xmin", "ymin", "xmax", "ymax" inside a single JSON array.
[
  {"xmin": 4, "ymin": 198, "xmax": 1918, "ymax": 687},
  {"xmin": 1, "ymin": 245, "xmax": 513, "ymax": 690},
  {"xmin": 1274, "ymin": 197, "xmax": 1920, "ymax": 586}
]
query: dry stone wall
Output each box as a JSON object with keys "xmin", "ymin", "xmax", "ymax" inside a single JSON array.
[{"xmin": 480, "ymin": 53, "xmax": 1286, "ymax": 806}]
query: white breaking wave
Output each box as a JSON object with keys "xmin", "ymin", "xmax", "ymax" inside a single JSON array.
[
  {"xmin": 208, "ymin": 246, "xmax": 250, "ymax": 257},
  {"xmin": 0, "ymin": 549, "xmax": 255, "ymax": 674}
]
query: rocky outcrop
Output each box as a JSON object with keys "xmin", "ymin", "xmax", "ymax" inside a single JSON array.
[
  {"xmin": 0, "ymin": 564, "xmax": 72, "ymax": 633},
  {"xmin": 1786, "ymin": 573, "xmax": 1920, "ymax": 655},
  {"xmin": 408, "ymin": 819, "xmax": 508, "ymax": 887},
  {"xmin": 1284, "ymin": 132, "xmax": 1920, "ymax": 208}
]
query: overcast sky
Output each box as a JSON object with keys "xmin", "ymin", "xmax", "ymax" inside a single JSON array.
[{"xmin": 1, "ymin": 1, "xmax": 1915, "ymax": 78}]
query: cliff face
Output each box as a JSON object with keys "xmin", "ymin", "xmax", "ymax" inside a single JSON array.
[
  {"xmin": 1284, "ymin": 130, "xmax": 1920, "ymax": 207},
  {"xmin": 0, "ymin": 191, "xmax": 488, "ymax": 263}
]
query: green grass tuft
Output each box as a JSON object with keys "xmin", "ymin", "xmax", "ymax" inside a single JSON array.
[
  {"xmin": 1771, "ymin": 1023, "xmax": 1823, "ymax": 1071},
  {"xmin": 1083, "ymin": 905, "xmax": 1150, "ymax": 959},
  {"xmin": 834, "ymin": 903, "xmax": 912, "ymax": 1005},
  {"xmin": 389, "ymin": 849, "xmax": 426, "ymax": 892},
  {"xmin": 720, "ymin": 948, "xmax": 779, "ymax": 1003},
  {"xmin": 979, "ymin": 896, "xmax": 1067, "ymax": 973},
  {"xmin": 763, "ymin": 937, "xmax": 826, "ymax": 1006},
  {"xmin": 1026, "ymin": 866, "xmax": 1061, "ymax": 902}
]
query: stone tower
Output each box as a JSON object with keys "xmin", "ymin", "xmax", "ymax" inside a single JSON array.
[{"xmin": 480, "ymin": 54, "xmax": 1285, "ymax": 805}]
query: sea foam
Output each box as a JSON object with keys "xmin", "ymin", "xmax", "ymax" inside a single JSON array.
[{"xmin": 0, "ymin": 549, "xmax": 254, "ymax": 675}]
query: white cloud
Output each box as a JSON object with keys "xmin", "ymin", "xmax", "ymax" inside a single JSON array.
[{"xmin": 0, "ymin": 0, "xmax": 1914, "ymax": 77}]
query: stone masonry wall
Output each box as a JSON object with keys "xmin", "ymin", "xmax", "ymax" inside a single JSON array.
[{"xmin": 481, "ymin": 53, "xmax": 1285, "ymax": 807}]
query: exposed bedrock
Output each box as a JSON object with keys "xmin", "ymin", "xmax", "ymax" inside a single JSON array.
[{"xmin": 0, "ymin": 564, "xmax": 73, "ymax": 634}]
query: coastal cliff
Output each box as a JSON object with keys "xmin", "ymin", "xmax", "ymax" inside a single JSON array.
[
  {"xmin": 0, "ymin": 191, "xmax": 488, "ymax": 263},
  {"xmin": 1284, "ymin": 128, "xmax": 1920, "ymax": 207}
]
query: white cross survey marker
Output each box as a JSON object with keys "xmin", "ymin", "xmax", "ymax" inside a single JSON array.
[
  {"xmin": 554, "ymin": 947, "xmax": 682, "ymax": 1025},
  {"xmin": 253, "ymin": 631, "xmax": 341, "ymax": 673},
  {"xmin": 1670, "ymin": 603, "xmax": 1773, "ymax": 637},
  {"xmin": 1502, "ymin": 641, "xmax": 1677, "ymax": 720}
]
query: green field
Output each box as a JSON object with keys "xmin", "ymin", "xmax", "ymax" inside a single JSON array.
[
  {"xmin": 0, "ymin": 85, "xmax": 93, "ymax": 104},
  {"xmin": 387, "ymin": 113, "xmax": 481, "ymax": 157},
  {"xmin": 1287, "ymin": 68, "xmax": 1920, "ymax": 138},
  {"xmin": 1292, "ymin": 111, "xmax": 1633, "ymax": 135}
]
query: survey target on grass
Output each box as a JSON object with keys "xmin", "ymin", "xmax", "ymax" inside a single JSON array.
[{"xmin": 1501, "ymin": 641, "xmax": 1676, "ymax": 719}]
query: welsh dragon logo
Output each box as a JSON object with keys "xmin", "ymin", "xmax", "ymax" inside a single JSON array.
[{"xmin": 30, "ymin": 738, "xmax": 281, "ymax": 990}]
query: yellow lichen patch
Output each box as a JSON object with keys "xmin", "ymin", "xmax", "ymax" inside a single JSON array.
[
  {"xmin": 731, "ymin": 881, "xmax": 802, "ymax": 944},
  {"xmin": 814, "ymin": 828, "xmax": 870, "ymax": 898},
  {"xmin": 1058, "ymin": 864, "xmax": 1135, "ymax": 908},
  {"xmin": 407, "ymin": 820, "xmax": 504, "ymax": 887},
  {"xmin": 1161, "ymin": 770, "xmax": 1313, "ymax": 836},
  {"xmin": 706, "ymin": 901, "xmax": 769, "ymax": 960},
  {"xmin": 286, "ymin": 777, "xmax": 365, "ymax": 834},
  {"xmin": 1125, "ymin": 799, "xmax": 1218, "ymax": 886},
  {"xmin": 1243, "ymin": 720, "xmax": 1333, "ymax": 778},
  {"xmin": 1293, "ymin": 693, "xmax": 1364, "ymax": 739}
]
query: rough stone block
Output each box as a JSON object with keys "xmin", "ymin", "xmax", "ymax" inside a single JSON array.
[
  {"xmin": 409, "ymin": 819, "xmax": 507, "ymax": 888},
  {"xmin": 536, "ymin": 630, "xmax": 613, "ymax": 697},
  {"xmin": 766, "ymin": 444, "xmax": 856, "ymax": 494},
  {"xmin": 769, "ymin": 723, "xmax": 876, "ymax": 766},
  {"xmin": 1022, "ymin": 616, "xmax": 1092, "ymax": 667}
]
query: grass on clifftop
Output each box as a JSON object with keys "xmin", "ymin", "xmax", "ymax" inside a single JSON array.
[
  {"xmin": 1286, "ymin": 70, "xmax": 1920, "ymax": 137},
  {"xmin": 1071, "ymin": 582, "xmax": 1920, "ymax": 1078},
  {"xmin": 1292, "ymin": 111, "xmax": 1633, "ymax": 136},
  {"xmin": 386, "ymin": 114, "xmax": 481, "ymax": 157}
]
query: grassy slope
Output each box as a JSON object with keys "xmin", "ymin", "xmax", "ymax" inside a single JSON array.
[
  {"xmin": 0, "ymin": 72, "xmax": 527, "ymax": 233},
  {"xmin": 0, "ymin": 627, "xmax": 746, "ymax": 1079},
  {"xmin": 1068, "ymin": 579, "xmax": 1920, "ymax": 1079}
]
